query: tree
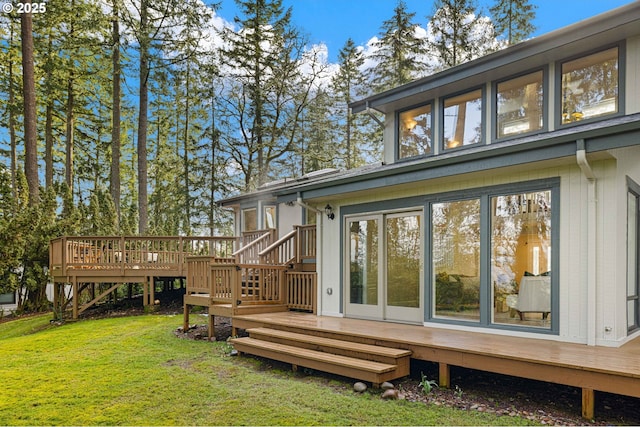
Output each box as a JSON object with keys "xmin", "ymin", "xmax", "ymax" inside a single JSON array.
[
  {"xmin": 369, "ymin": 0, "xmax": 429, "ymax": 93},
  {"xmin": 110, "ymin": 0, "xmax": 122, "ymax": 219},
  {"xmin": 490, "ymin": 0, "xmax": 536, "ymax": 45},
  {"xmin": 428, "ymin": 0, "xmax": 499, "ymax": 69},
  {"xmin": 20, "ymin": 8, "xmax": 39, "ymax": 206},
  {"xmin": 331, "ymin": 38, "xmax": 366, "ymax": 169},
  {"xmin": 219, "ymin": 0, "xmax": 324, "ymax": 189},
  {"xmin": 125, "ymin": 0, "xmax": 212, "ymax": 234}
]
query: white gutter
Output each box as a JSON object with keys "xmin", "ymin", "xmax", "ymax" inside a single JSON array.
[
  {"xmin": 296, "ymin": 196, "xmax": 323, "ymax": 317},
  {"xmin": 576, "ymin": 139, "xmax": 597, "ymax": 346}
]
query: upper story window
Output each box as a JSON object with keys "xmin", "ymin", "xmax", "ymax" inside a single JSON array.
[
  {"xmin": 496, "ymin": 70, "xmax": 544, "ymax": 139},
  {"xmin": 242, "ymin": 208, "xmax": 257, "ymax": 232},
  {"xmin": 398, "ymin": 103, "xmax": 433, "ymax": 159},
  {"xmin": 443, "ymin": 88, "xmax": 483, "ymax": 150},
  {"xmin": 560, "ymin": 46, "xmax": 619, "ymax": 125}
]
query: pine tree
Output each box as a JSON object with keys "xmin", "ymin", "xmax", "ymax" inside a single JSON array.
[
  {"xmin": 219, "ymin": 0, "xmax": 324, "ymax": 189},
  {"xmin": 490, "ymin": 0, "xmax": 536, "ymax": 45},
  {"xmin": 331, "ymin": 38, "xmax": 366, "ymax": 169},
  {"xmin": 369, "ymin": 0, "xmax": 429, "ymax": 93},
  {"xmin": 428, "ymin": 0, "xmax": 499, "ymax": 69}
]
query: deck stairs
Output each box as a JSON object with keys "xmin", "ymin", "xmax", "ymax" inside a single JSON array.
[{"xmin": 230, "ymin": 327, "xmax": 412, "ymax": 387}]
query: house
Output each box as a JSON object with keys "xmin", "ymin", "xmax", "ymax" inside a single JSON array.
[
  {"xmin": 220, "ymin": 2, "xmax": 640, "ymax": 349},
  {"xmin": 218, "ymin": 6, "xmax": 640, "ymax": 416}
]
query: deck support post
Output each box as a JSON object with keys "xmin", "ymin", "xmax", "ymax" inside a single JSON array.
[
  {"xmin": 72, "ymin": 277, "xmax": 79, "ymax": 320},
  {"xmin": 149, "ymin": 276, "xmax": 155, "ymax": 305},
  {"xmin": 582, "ymin": 388, "xmax": 595, "ymax": 420},
  {"xmin": 208, "ymin": 314, "xmax": 215, "ymax": 340},
  {"xmin": 143, "ymin": 278, "xmax": 149, "ymax": 307},
  {"xmin": 438, "ymin": 362, "xmax": 450, "ymax": 388},
  {"xmin": 183, "ymin": 303, "xmax": 190, "ymax": 331}
]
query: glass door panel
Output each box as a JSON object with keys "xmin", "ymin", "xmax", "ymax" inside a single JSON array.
[
  {"xmin": 385, "ymin": 213, "xmax": 423, "ymax": 323},
  {"xmin": 346, "ymin": 218, "xmax": 381, "ymax": 319}
]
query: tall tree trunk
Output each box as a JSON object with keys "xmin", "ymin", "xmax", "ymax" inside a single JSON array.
[
  {"xmin": 65, "ymin": 76, "xmax": 75, "ymax": 192},
  {"xmin": 183, "ymin": 65, "xmax": 191, "ymax": 232},
  {"xmin": 21, "ymin": 9, "xmax": 39, "ymax": 206},
  {"xmin": 8, "ymin": 26, "xmax": 18, "ymax": 209},
  {"xmin": 110, "ymin": 3, "xmax": 122, "ymax": 219},
  {"xmin": 137, "ymin": 0, "xmax": 149, "ymax": 234},
  {"xmin": 44, "ymin": 35, "xmax": 54, "ymax": 189}
]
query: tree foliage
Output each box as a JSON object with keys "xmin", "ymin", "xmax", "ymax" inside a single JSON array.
[{"xmin": 490, "ymin": 0, "xmax": 536, "ymax": 45}]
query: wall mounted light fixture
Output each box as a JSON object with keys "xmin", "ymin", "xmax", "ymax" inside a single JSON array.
[{"xmin": 324, "ymin": 204, "xmax": 335, "ymax": 220}]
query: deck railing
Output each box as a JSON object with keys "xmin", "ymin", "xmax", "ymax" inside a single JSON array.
[
  {"xmin": 259, "ymin": 225, "xmax": 316, "ymax": 265},
  {"xmin": 50, "ymin": 236, "xmax": 237, "ymax": 277},
  {"xmin": 185, "ymin": 257, "xmax": 316, "ymax": 312},
  {"xmin": 233, "ymin": 229, "xmax": 276, "ymax": 264}
]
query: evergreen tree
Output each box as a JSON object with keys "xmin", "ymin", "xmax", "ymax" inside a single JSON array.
[
  {"xmin": 490, "ymin": 0, "xmax": 536, "ymax": 45},
  {"xmin": 428, "ymin": 0, "xmax": 499, "ymax": 69},
  {"xmin": 369, "ymin": 0, "xmax": 429, "ymax": 93},
  {"xmin": 219, "ymin": 0, "xmax": 324, "ymax": 189}
]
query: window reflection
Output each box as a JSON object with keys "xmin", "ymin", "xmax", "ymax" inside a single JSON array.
[
  {"xmin": 432, "ymin": 199, "xmax": 481, "ymax": 322},
  {"xmin": 497, "ymin": 71, "xmax": 544, "ymax": 138},
  {"xmin": 491, "ymin": 191, "xmax": 552, "ymax": 329},
  {"xmin": 561, "ymin": 47, "xmax": 618, "ymax": 124},
  {"xmin": 399, "ymin": 104, "xmax": 432, "ymax": 159},
  {"xmin": 443, "ymin": 89, "xmax": 483, "ymax": 149},
  {"xmin": 349, "ymin": 219, "xmax": 379, "ymax": 305}
]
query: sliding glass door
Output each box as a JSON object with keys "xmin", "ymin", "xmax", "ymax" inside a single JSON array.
[{"xmin": 346, "ymin": 212, "xmax": 423, "ymax": 323}]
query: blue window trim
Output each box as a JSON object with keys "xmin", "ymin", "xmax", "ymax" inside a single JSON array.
[
  {"xmin": 440, "ymin": 86, "xmax": 486, "ymax": 153},
  {"xmin": 554, "ymin": 42, "xmax": 626, "ymax": 130},
  {"xmin": 395, "ymin": 101, "xmax": 435, "ymax": 162},
  {"xmin": 492, "ymin": 67, "xmax": 548, "ymax": 143}
]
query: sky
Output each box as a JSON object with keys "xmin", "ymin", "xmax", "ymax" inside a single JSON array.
[{"xmin": 214, "ymin": 0, "xmax": 637, "ymax": 62}]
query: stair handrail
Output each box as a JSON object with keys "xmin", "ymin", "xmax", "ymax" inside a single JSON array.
[
  {"xmin": 232, "ymin": 229, "xmax": 275, "ymax": 264},
  {"xmin": 259, "ymin": 228, "xmax": 297, "ymax": 265}
]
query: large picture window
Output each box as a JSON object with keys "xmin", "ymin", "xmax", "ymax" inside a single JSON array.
[
  {"xmin": 398, "ymin": 104, "xmax": 433, "ymax": 159},
  {"xmin": 429, "ymin": 180, "xmax": 557, "ymax": 332},
  {"xmin": 491, "ymin": 191, "xmax": 552, "ymax": 329},
  {"xmin": 560, "ymin": 47, "xmax": 619, "ymax": 124},
  {"xmin": 432, "ymin": 199, "xmax": 481, "ymax": 322},
  {"xmin": 443, "ymin": 89, "xmax": 483, "ymax": 150},
  {"xmin": 496, "ymin": 71, "xmax": 544, "ymax": 138}
]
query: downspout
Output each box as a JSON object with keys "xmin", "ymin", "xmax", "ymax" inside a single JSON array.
[
  {"xmin": 576, "ymin": 139, "xmax": 597, "ymax": 346},
  {"xmin": 365, "ymin": 101, "xmax": 385, "ymax": 130},
  {"xmin": 296, "ymin": 195, "xmax": 323, "ymax": 316}
]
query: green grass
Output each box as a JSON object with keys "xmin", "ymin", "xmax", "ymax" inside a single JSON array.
[{"xmin": 0, "ymin": 313, "xmax": 536, "ymax": 426}]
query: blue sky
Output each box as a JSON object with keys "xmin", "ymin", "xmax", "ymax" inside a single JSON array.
[{"xmin": 215, "ymin": 0, "xmax": 636, "ymax": 62}]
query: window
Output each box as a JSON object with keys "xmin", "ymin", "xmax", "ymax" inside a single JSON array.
[
  {"xmin": 628, "ymin": 180, "xmax": 640, "ymax": 333},
  {"xmin": 428, "ymin": 180, "xmax": 558, "ymax": 332},
  {"xmin": 263, "ymin": 206, "xmax": 276, "ymax": 229},
  {"xmin": 491, "ymin": 191, "xmax": 552, "ymax": 329},
  {"xmin": 242, "ymin": 208, "xmax": 257, "ymax": 232},
  {"xmin": 496, "ymin": 71, "xmax": 544, "ymax": 138},
  {"xmin": 398, "ymin": 104, "xmax": 433, "ymax": 159},
  {"xmin": 443, "ymin": 89, "xmax": 483, "ymax": 150},
  {"xmin": 560, "ymin": 47, "xmax": 619, "ymax": 125},
  {"xmin": 0, "ymin": 292, "xmax": 15, "ymax": 305},
  {"xmin": 432, "ymin": 199, "xmax": 481, "ymax": 322}
]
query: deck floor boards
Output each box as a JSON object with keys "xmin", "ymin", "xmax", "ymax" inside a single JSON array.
[{"xmin": 232, "ymin": 312, "xmax": 640, "ymax": 400}]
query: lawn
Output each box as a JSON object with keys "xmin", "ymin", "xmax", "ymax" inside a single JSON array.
[{"xmin": 0, "ymin": 313, "xmax": 535, "ymax": 426}]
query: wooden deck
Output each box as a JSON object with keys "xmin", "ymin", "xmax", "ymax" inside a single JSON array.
[{"xmin": 232, "ymin": 311, "xmax": 640, "ymax": 419}]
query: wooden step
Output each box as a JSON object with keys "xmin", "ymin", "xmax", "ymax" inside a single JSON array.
[
  {"xmin": 247, "ymin": 327, "xmax": 411, "ymax": 366},
  {"xmin": 231, "ymin": 336, "xmax": 404, "ymax": 386}
]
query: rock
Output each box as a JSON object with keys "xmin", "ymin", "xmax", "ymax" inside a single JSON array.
[
  {"xmin": 229, "ymin": 349, "xmax": 238, "ymax": 357},
  {"xmin": 353, "ymin": 382, "xmax": 367, "ymax": 393},
  {"xmin": 381, "ymin": 382, "xmax": 395, "ymax": 390},
  {"xmin": 381, "ymin": 389, "xmax": 399, "ymax": 400}
]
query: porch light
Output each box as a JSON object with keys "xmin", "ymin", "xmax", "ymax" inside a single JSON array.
[{"xmin": 324, "ymin": 204, "xmax": 335, "ymax": 220}]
